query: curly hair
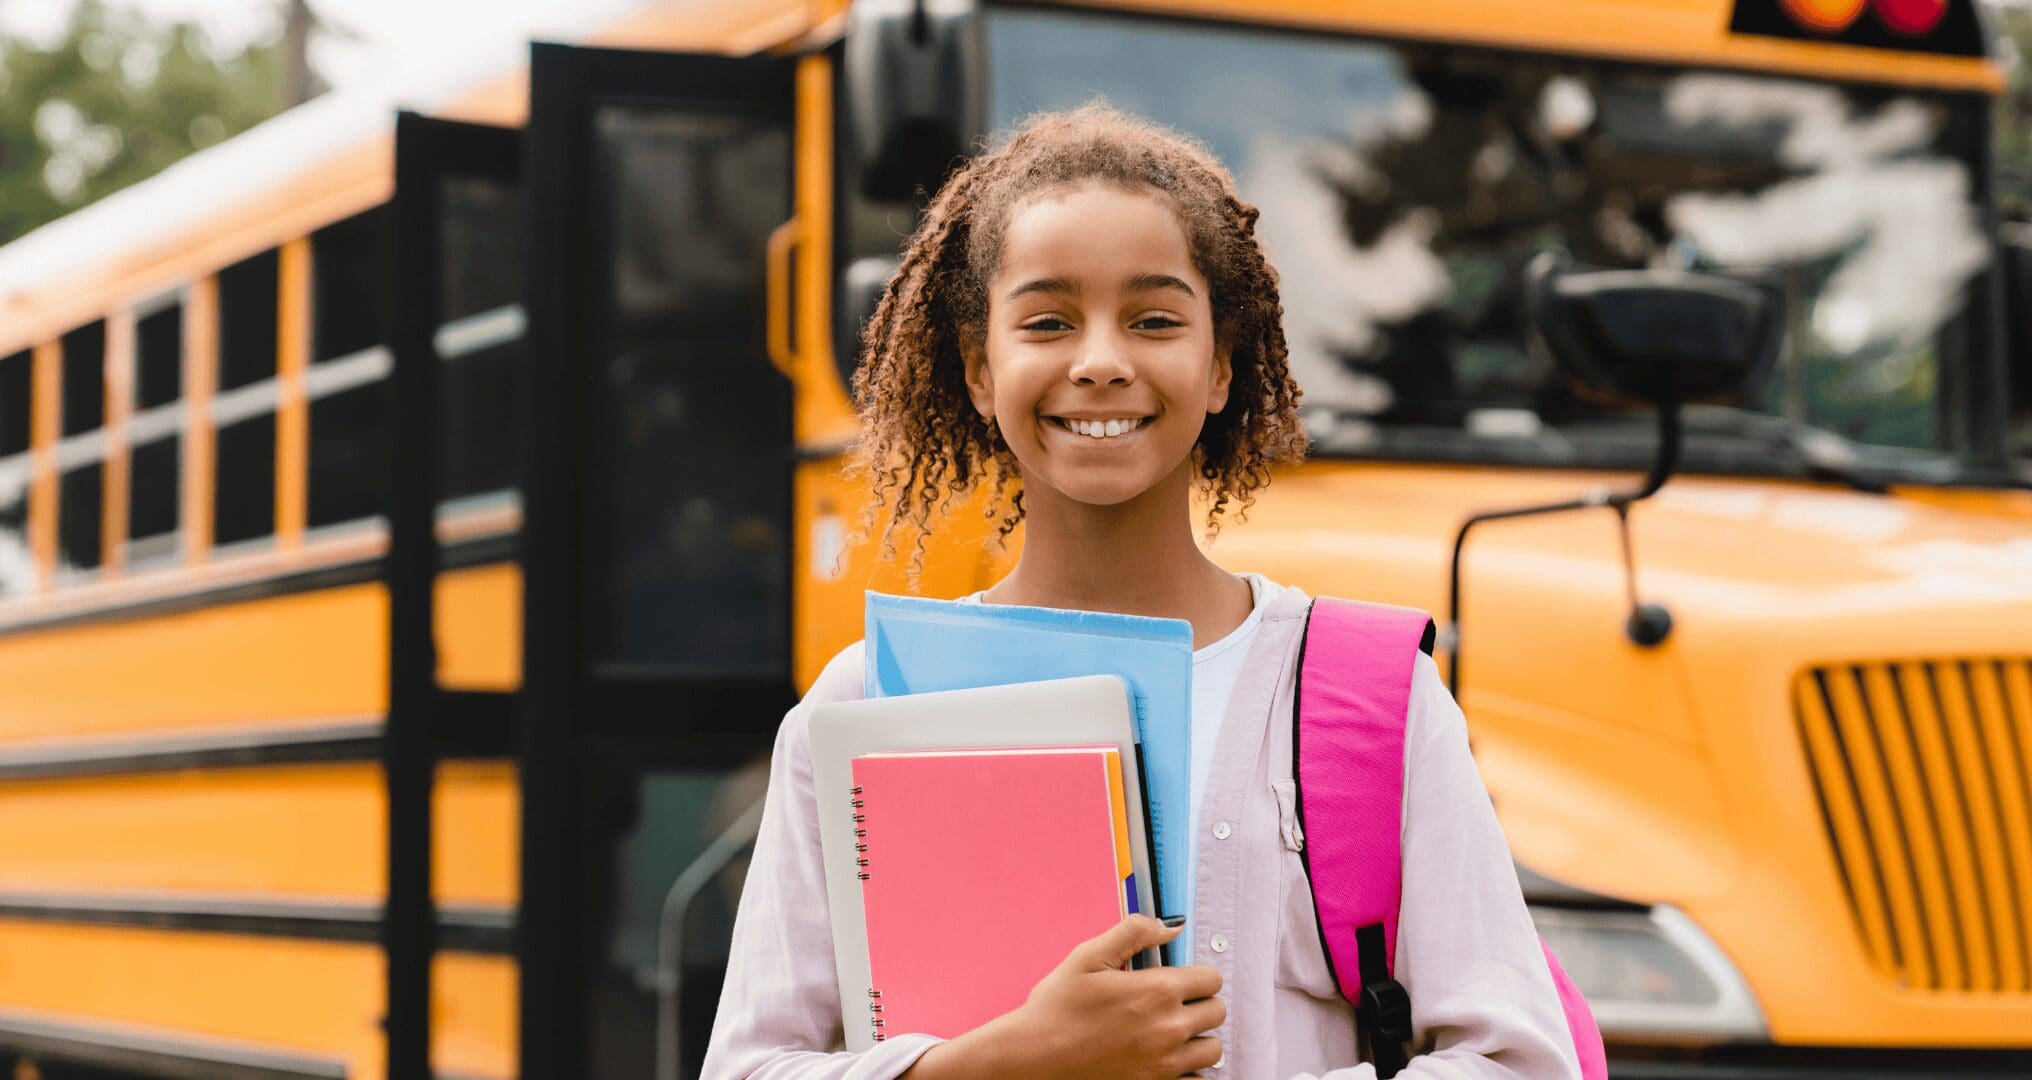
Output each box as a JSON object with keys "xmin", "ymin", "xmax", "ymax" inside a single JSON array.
[{"xmin": 843, "ymin": 100, "xmax": 1309, "ymax": 585}]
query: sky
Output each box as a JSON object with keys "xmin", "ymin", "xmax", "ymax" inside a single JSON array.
[{"xmin": 0, "ymin": 0, "xmax": 602, "ymax": 90}]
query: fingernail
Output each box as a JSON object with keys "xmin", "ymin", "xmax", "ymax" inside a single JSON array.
[{"xmin": 1160, "ymin": 914, "xmax": 1186, "ymax": 928}]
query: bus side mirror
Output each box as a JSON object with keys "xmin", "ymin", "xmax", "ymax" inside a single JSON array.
[
  {"xmin": 1526, "ymin": 252, "xmax": 1784, "ymax": 408},
  {"xmin": 1443, "ymin": 254, "xmax": 1790, "ymax": 690},
  {"xmin": 845, "ymin": 0, "xmax": 984, "ymax": 202},
  {"xmin": 1999, "ymin": 223, "xmax": 2032, "ymax": 433}
]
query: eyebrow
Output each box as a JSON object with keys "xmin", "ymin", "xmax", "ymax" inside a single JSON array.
[
  {"xmin": 1005, "ymin": 275, "xmax": 1081, "ymax": 302},
  {"xmin": 1003, "ymin": 272, "xmax": 1197, "ymax": 302},
  {"xmin": 1124, "ymin": 272, "xmax": 1196, "ymax": 298}
]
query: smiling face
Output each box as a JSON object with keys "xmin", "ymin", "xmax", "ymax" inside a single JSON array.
[{"xmin": 963, "ymin": 183, "xmax": 1234, "ymax": 511}]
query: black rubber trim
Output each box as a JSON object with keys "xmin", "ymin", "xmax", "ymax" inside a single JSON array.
[
  {"xmin": 0, "ymin": 1010, "xmax": 349, "ymax": 1080},
  {"xmin": 0, "ymin": 720, "xmax": 383, "ymax": 782},
  {"xmin": 0, "ymin": 535, "xmax": 515, "ymax": 640},
  {"xmin": 0, "ymin": 892, "xmax": 514, "ymax": 954},
  {"xmin": 0, "ymin": 691, "xmax": 513, "ymax": 783}
]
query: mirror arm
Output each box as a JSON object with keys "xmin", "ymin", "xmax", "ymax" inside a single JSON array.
[{"xmin": 1445, "ymin": 381, "xmax": 1682, "ymax": 699}]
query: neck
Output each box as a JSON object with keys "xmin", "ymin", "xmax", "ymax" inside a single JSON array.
[{"xmin": 982, "ymin": 458, "xmax": 1252, "ymax": 646}]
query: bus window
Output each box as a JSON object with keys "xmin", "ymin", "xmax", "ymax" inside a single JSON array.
[
  {"xmin": 60, "ymin": 321, "xmax": 105, "ymax": 437},
  {"xmin": 309, "ymin": 207, "xmax": 393, "ymax": 530},
  {"xmin": 218, "ymin": 250, "xmax": 280, "ymax": 392},
  {"xmin": 589, "ymin": 105, "xmax": 792, "ymax": 673},
  {"xmin": 438, "ymin": 173, "xmax": 522, "ymax": 508},
  {"xmin": 312, "ymin": 209, "xmax": 389, "ymax": 365},
  {"xmin": 0, "ymin": 349, "xmax": 27, "ymax": 598},
  {"xmin": 0, "ymin": 350, "xmax": 26, "ymax": 456},
  {"xmin": 213, "ymin": 412, "xmax": 275, "ymax": 548},
  {"xmin": 128, "ymin": 296, "xmax": 183, "ymax": 563},
  {"xmin": 136, "ymin": 300, "xmax": 183, "ymax": 409},
  {"xmin": 57, "ymin": 320, "xmax": 106, "ymax": 574},
  {"xmin": 213, "ymin": 247, "xmax": 281, "ymax": 548},
  {"xmin": 59, "ymin": 464, "xmax": 104, "ymax": 572},
  {"xmin": 308, "ymin": 381, "xmax": 386, "ymax": 528}
]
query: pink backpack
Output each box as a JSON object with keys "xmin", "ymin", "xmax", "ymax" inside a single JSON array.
[{"xmin": 1295, "ymin": 597, "xmax": 1608, "ymax": 1078}]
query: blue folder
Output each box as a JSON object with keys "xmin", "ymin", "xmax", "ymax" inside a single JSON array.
[{"xmin": 865, "ymin": 590, "xmax": 1194, "ymax": 966}]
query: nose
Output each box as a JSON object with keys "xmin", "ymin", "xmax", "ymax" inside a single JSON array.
[{"xmin": 1068, "ymin": 326, "xmax": 1134, "ymax": 387}]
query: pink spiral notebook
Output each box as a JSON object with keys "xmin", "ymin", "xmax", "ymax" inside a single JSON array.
[{"xmin": 850, "ymin": 745, "xmax": 1135, "ymax": 1043}]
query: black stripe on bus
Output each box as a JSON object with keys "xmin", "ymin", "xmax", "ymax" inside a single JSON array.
[
  {"xmin": 0, "ymin": 1009, "xmax": 350, "ymax": 1080},
  {"xmin": 0, "ymin": 893, "xmax": 514, "ymax": 955},
  {"xmin": 0, "ymin": 692, "xmax": 515, "ymax": 783},
  {"xmin": 0, "ymin": 720, "xmax": 384, "ymax": 782},
  {"xmin": 0, "ymin": 533, "xmax": 516, "ymax": 639}
]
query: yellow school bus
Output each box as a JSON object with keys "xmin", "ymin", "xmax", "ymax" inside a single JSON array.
[{"xmin": 0, "ymin": 0, "xmax": 2027, "ymax": 1077}]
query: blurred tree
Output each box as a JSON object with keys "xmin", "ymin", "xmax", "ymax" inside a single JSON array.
[
  {"xmin": 0, "ymin": 0, "xmax": 330, "ymax": 245},
  {"xmin": 1995, "ymin": 0, "xmax": 2032, "ymax": 220}
]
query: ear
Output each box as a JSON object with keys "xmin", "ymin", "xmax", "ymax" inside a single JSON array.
[
  {"xmin": 962, "ymin": 336, "xmax": 997, "ymax": 420},
  {"xmin": 1205, "ymin": 338, "xmax": 1234, "ymax": 415}
]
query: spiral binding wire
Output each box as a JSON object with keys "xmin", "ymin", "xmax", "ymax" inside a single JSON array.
[
  {"xmin": 856, "ymin": 786, "xmax": 888, "ymax": 1040},
  {"xmin": 851, "ymin": 784, "xmax": 871, "ymax": 879}
]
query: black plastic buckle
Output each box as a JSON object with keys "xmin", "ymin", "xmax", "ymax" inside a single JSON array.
[{"xmin": 1357, "ymin": 977, "xmax": 1414, "ymax": 1045}]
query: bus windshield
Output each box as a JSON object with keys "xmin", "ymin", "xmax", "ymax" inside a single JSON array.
[{"xmin": 986, "ymin": 8, "xmax": 1990, "ymax": 483}]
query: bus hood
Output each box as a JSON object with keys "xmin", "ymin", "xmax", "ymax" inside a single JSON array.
[{"xmin": 1220, "ymin": 461, "xmax": 2032, "ymax": 1045}]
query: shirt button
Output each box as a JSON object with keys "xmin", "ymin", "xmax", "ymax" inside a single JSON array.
[
  {"xmin": 1210, "ymin": 933, "xmax": 1230, "ymax": 954},
  {"xmin": 1212, "ymin": 820, "xmax": 1232, "ymax": 840}
]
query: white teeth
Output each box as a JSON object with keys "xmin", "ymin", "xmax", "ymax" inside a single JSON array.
[{"xmin": 1058, "ymin": 417, "xmax": 1144, "ymax": 438}]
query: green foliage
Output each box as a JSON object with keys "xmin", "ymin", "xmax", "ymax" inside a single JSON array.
[
  {"xmin": 0, "ymin": 0, "xmax": 321, "ymax": 246},
  {"xmin": 1995, "ymin": 2, "xmax": 2032, "ymax": 221}
]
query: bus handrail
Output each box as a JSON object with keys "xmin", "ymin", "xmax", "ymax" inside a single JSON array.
[
  {"xmin": 655, "ymin": 793, "xmax": 768, "ymax": 1080},
  {"xmin": 765, "ymin": 216, "xmax": 803, "ymax": 381}
]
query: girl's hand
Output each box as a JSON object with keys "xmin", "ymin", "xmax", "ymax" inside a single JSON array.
[{"xmin": 901, "ymin": 915, "xmax": 1226, "ymax": 1080}]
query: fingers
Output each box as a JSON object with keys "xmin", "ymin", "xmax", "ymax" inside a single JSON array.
[
  {"xmin": 1066, "ymin": 914, "xmax": 1182, "ymax": 973},
  {"xmin": 1169, "ymin": 1034, "xmax": 1223, "ymax": 1076},
  {"xmin": 1167, "ymin": 963, "xmax": 1223, "ymax": 1003},
  {"xmin": 1179, "ymin": 995, "xmax": 1227, "ymax": 1036}
]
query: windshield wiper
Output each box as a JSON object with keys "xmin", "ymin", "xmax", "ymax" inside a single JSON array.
[
  {"xmin": 1540, "ymin": 404, "xmax": 1955, "ymax": 492},
  {"xmin": 1306, "ymin": 402, "xmax": 1967, "ymax": 491},
  {"xmin": 1677, "ymin": 405, "xmax": 1975, "ymax": 493}
]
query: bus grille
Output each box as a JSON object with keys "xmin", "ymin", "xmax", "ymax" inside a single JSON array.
[{"xmin": 1793, "ymin": 660, "xmax": 2032, "ymax": 993}]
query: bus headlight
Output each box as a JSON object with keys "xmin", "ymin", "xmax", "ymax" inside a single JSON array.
[{"xmin": 1530, "ymin": 903, "xmax": 1766, "ymax": 1042}]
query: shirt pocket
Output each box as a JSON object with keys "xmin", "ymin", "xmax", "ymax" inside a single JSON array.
[{"xmin": 1272, "ymin": 778, "xmax": 1341, "ymax": 997}]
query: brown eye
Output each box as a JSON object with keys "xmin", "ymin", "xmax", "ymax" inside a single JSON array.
[
  {"xmin": 1133, "ymin": 315, "xmax": 1182, "ymax": 330},
  {"xmin": 1023, "ymin": 317, "xmax": 1072, "ymax": 332}
]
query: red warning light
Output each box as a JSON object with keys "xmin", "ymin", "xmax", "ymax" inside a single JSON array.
[
  {"xmin": 1780, "ymin": 0, "xmax": 1867, "ymax": 31},
  {"xmin": 1733, "ymin": 0, "xmax": 1978, "ymax": 53},
  {"xmin": 1873, "ymin": 0, "xmax": 1948, "ymax": 35}
]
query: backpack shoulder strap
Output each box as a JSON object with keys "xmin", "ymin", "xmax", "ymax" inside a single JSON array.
[{"xmin": 1295, "ymin": 596, "xmax": 1435, "ymax": 1077}]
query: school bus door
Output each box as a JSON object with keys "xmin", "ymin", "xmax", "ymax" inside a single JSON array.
[
  {"xmin": 518, "ymin": 44, "xmax": 800, "ymax": 1078},
  {"xmin": 385, "ymin": 110, "xmax": 524, "ymax": 1080}
]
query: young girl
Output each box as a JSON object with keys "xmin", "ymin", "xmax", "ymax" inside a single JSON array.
[{"xmin": 703, "ymin": 103, "xmax": 1581, "ymax": 1079}]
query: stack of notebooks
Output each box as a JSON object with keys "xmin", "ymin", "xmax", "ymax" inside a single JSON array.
[{"xmin": 808, "ymin": 591, "xmax": 1195, "ymax": 1050}]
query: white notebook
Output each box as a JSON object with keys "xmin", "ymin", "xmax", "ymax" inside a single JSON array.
[{"xmin": 808, "ymin": 674, "xmax": 1162, "ymax": 1051}]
